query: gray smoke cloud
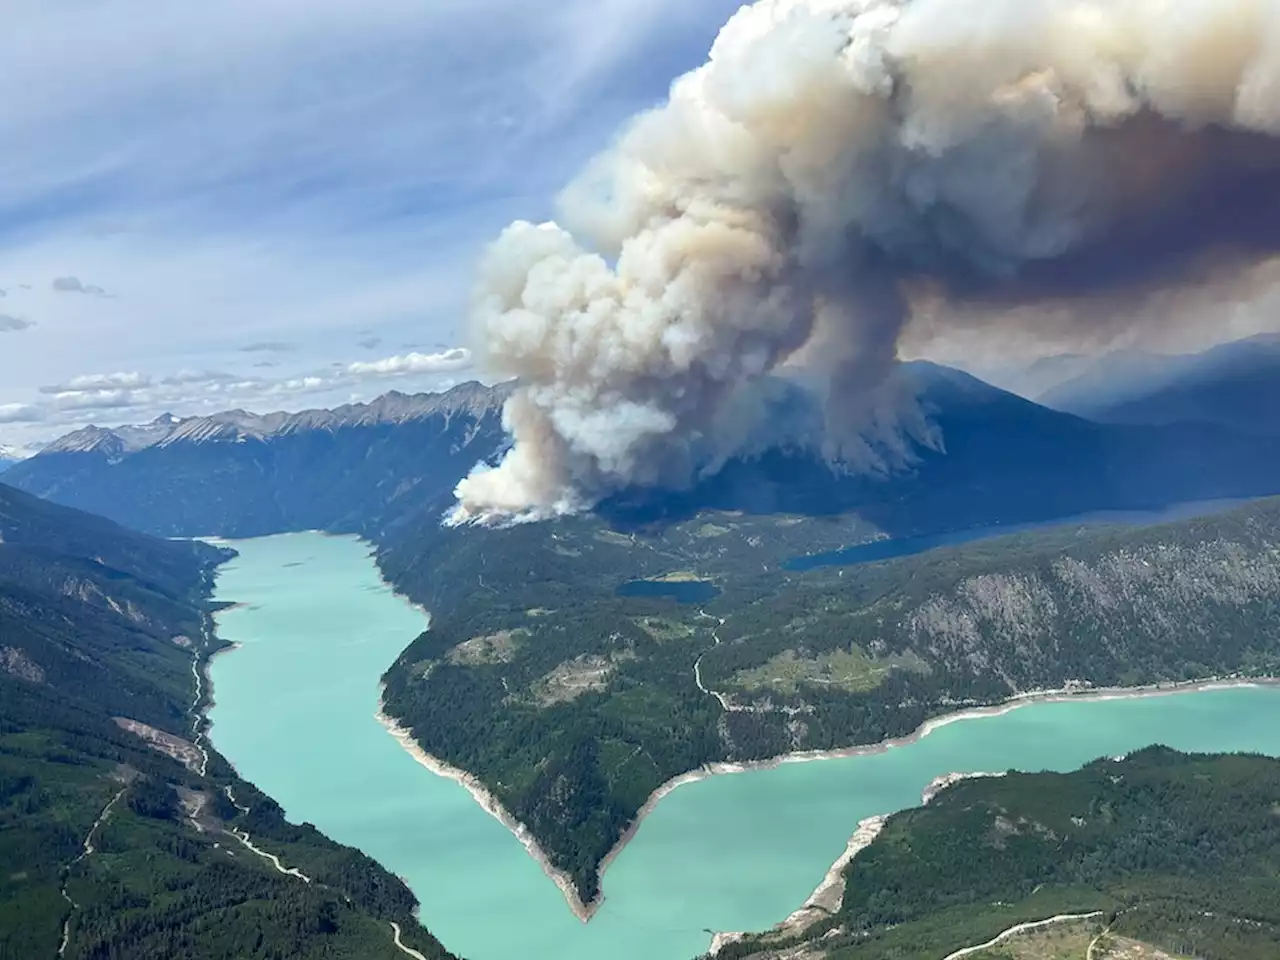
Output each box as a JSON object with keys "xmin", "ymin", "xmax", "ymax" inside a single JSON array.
[{"xmin": 451, "ymin": 0, "xmax": 1280, "ymax": 525}]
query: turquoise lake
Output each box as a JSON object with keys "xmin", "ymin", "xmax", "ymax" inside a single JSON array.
[{"xmin": 208, "ymin": 531, "xmax": 1280, "ymax": 960}]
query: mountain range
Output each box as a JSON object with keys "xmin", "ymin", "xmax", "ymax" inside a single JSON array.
[
  {"xmin": 10, "ymin": 353, "xmax": 1280, "ymax": 545},
  {"xmin": 7, "ymin": 381, "xmax": 511, "ymax": 538},
  {"xmin": 1041, "ymin": 333, "xmax": 1280, "ymax": 434}
]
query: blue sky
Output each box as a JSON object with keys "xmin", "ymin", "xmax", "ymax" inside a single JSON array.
[{"xmin": 0, "ymin": 0, "xmax": 744, "ymax": 449}]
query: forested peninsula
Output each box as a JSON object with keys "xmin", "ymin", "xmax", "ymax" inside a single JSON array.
[{"xmin": 380, "ymin": 497, "xmax": 1280, "ymax": 908}]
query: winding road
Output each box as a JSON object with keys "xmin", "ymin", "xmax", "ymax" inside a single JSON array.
[
  {"xmin": 694, "ymin": 610, "xmax": 736, "ymax": 709},
  {"xmin": 941, "ymin": 911, "xmax": 1105, "ymax": 960},
  {"xmin": 391, "ymin": 922, "xmax": 430, "ymax": 960},
  {"xmin": 221, "ymin": 789, "xmax": 429, "ymax": 958},
  {"xmin": 58, "ymin": 786, "xmax": 129, "ymax": 957}
]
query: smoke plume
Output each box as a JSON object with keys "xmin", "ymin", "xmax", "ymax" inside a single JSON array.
[{"xmin": 453, "ymin": 0, "xmax": 1280, "ymax": 525}]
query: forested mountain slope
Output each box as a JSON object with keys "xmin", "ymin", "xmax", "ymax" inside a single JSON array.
[
  {"xmin": 382, "ymin": 497, "xmax": 1280, "ymax": 907},
  {"xmin": 712, "ymin": 748, "xmax": 1280, "ymax": 960},
  {"xmin": 0, "ymin": 483, "xmax": 457, "ymax": 960},
  {"xmin": 16, "ymin": 364, "xmax": 1280, "ymax": 920}
]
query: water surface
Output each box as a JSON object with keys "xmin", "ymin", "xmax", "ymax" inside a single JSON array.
[{"xmin": 209, "ymin": 532, "xmax": 1280, "ymax": 960}]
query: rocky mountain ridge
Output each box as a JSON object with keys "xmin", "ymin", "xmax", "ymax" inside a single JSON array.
[
  {"xmin": 43, "ymin": 381, "xmax": 512, "ymax": 459},
  {"xmin": 4, "ymin": 379, "xmax": 511, "ymax": 539}
]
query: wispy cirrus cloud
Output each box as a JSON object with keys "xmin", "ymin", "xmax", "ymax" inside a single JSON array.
[
  {"xmin": 0, "ymin": 0, "xmax": 743, "ymax": 448},
  {"xmin": 241, "ymin": 342, "xmax": 297, "ymax": 354}
]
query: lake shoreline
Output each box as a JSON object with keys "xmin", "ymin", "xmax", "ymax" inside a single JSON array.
[
  {"xmin": 706, "ymin": 813, "xmax": 890, "ymax": 956},
  {"xmin": 708, "ymin": 770, "xmax": 1008, "ymax": 955},
  {"xmin": 373, "ymin": 690, "xmax": 596, "ymax": 922},
  {"xmin": 197, "ymin": 638, "xmax": 243, "ymax": 721},
  {"xmin": 377, "ymin": 674, "xmax": 1280, "ymax": 926},
  {"xmin": 203, "ymin": 538, "xmax": 1280, "ymax": 930}
]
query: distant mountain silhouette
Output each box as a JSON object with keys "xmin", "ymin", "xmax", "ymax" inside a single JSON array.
[
  {"xmin": 599, "ymin": 362, "xmax": 1280, "ymax": 534},
  {"xmin": 5, "ymin": 382, "xmax": 510, "ymax": 538},
  {"xmin": 11, "ymin": 363, "xmax": 1280, "ymax": 544},
  {"xmin": 1042, "ymin": 334, "xmax": 1280, "ymax": 435}
]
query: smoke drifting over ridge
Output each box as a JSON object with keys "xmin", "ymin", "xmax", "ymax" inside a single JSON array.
[{"xmin": 452, "ymin": 0, "xmax": 1280, "ymax": 525}]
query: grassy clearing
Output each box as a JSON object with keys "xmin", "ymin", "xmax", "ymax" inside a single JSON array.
[
  {"xmin": 963, "ymin": 920, "xmax": 1098, "ymax": 958},
  {"xmin": 965, "ymin": 924, "xmax": 1189, "ymax": 960},
  {"xmin": 648, "ymin": 570, "xmax": 708, "ymax": 583},
  {"xmin": 730, "ymin": 646, "xmax": 928, "ymax": 695},
  {"xmin": 532, "ymin": 656, "xmax": 616, "ymax": 706},
  {"xmin": 633, "ymin": 617, "xmax": 697, "ymax": 643},
  {"xmin": 695, "ymin": 523, "xmax": 734, "ymax": 538},
  {"xmin": 1096, "ymin": 937, "xmax": 1189, "ymax": 960},
  {"xmin": 593, "ymin": 530, "xmax": 632, "ymax": 546},
  {"xmin": 446, "ymin": 629, "xmax": 528, "ymax": 666}
]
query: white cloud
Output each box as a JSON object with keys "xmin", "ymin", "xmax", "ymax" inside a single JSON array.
[
  {"xmin": 0, "ymin": 403, "xmax": 44, "ymax": 423},
  {"xmin": 42, "ymin": 371, "xmax": 151, "ymax": 394},
  {"xmin": 347, "ymin": 348, "xmax": 472, "ymax": 378},
  {"xmin": 17, "ymin": 343, "xmax": 478, "ymax": 437}
]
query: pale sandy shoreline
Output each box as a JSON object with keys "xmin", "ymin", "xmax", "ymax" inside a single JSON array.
[
  {"xmin": 708, "ymin": 771, "xmax": 1003, "ymax": 954},
  {"xmin": 374, "ymin": 672, "xmax": 1280, "ymax": 925},
  {"xmin": 708, "ymin": 813, "xmax": 890, "ymax": 956},
  {"xmin": 373, "ymin": 690, "xmax": 596, "ymax": 921},
  {"xmin": 197, "ymin": 637, "xmax": 242, "ymax": 721}
]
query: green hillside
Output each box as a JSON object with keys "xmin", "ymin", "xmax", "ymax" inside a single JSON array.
[
  {"xmin": 382, "ymin": 497, "xmax": 1280, "ymax": 905},
  {"xmin": 713, "ymin": 747, "xmax": 1280, "ymax": 959},
  {"xmin": 0, "ymin": 484, "xmax": 456, "ymax": 960}
]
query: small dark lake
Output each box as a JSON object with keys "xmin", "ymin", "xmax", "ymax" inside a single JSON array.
[
  {"xmin": 617, "ymin": 579, "xmax": 722, "ymax": 604},
  {"xmin": 785, "ymin": 498, "xmax": 1253, "ymax": 573}
]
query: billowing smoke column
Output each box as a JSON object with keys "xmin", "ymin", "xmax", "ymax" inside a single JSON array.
[{"xmin": 453, "ymin": 0, "xmax": 1280, "ymax": 525}]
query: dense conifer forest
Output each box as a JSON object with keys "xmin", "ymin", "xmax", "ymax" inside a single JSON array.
[
  {"xmin": 382, "ymin": 497, "xmax": 1280, "ymax": 903},
  {"xmin": 0, "ymin": 484, "xmax": 456, "ymax": 960}
]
